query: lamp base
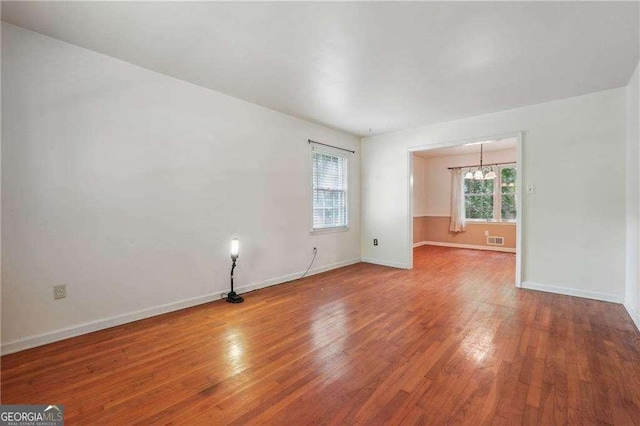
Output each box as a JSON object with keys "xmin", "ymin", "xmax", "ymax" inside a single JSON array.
[{"xmin": 226, "ymin": 291, "xmax": 244, "ymax": 304}]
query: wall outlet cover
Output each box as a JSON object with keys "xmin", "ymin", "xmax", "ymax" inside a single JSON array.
[{"xmin": 54, "ymin": 284, "xmax": 67, "ymax": 300}]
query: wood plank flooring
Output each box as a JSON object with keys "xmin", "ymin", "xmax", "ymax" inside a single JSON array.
[{"xmin": 2, "ymin": 246, "xmax": 640, "ymax": 424}]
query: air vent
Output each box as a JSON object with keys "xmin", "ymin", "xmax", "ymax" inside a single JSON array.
[{"xmin": 487, "ymin": 236, "xmax": 504, "ymax": 246}]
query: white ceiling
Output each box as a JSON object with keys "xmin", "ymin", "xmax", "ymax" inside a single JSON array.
[
  {"xmin": 2, "ymin": 2, "xmax": 638, "ymax": 137},
  {"xmin": 414, "ymin": 137, "xmax": 516, "ymax": 159}
]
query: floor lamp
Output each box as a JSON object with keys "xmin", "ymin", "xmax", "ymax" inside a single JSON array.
[{"xmin": 226, "ymin": 238, "xmax": 244, "ymax": 303}]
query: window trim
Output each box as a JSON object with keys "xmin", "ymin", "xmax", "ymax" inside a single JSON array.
[
  {"xmin": 464, "ymin": 219, "xmax": 516, "ymax": 225},
  {"xmin": 310, "ymin": 145, "xmax": 350, "ymax": 234},
  {"xmin": 464, "ymin": 163, "xmax": 517, "ymax": 223}
]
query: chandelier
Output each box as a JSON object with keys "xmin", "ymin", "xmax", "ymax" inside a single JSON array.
[{"xmin": 463, "ymin": 144, "xmax": 497, "ymax": 180}]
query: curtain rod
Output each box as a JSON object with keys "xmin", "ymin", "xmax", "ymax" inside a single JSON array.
[
  {"xmin": 308, "ymin": 139, "xmax": 355, "ymax": 154},
  {"xmin": 448, "ymin": 161, "xmax": 516, "ymax": 170}
]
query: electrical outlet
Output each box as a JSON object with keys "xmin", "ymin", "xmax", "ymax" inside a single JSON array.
[
  {"xmin": 527, "ymin": 184, "xmax": 535, "ymax": 194},
  {"xmin": 54, "ymin": 284, "xmax": 66, "ymax": 300},
  {"xmin": 484, "ymin": 230, "xmax": 489, "ymax": 237},
  {"xmin": 373, "ymin": 239, "xmax": 378, "ymax": 246}
]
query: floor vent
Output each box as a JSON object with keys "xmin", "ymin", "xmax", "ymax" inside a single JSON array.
[{"xmin": 487, "ymin": 236, "xmax": 504, "ymax": 246}]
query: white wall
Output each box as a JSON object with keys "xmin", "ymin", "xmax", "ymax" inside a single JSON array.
[
  {"xmin": 362, "ymin": 88, "xmax": 627, "ymax": 301},
  {"xmin": 626, "ymin": 63, "xmax": 640, "ymax": 330},
  {"xmin": 1, "ymin": 24, "xmax": 361, "ymax": 352},
  {"xmin": 413, "ymin": 148, "xmax": 517, "ymax": 217}
]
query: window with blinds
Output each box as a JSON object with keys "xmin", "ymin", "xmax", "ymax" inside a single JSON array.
[{"xmin": 312, "ymin": 149, "xmax": 348, "ymax": 230}]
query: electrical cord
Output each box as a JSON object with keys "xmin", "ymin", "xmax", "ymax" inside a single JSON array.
[
  {"xmin": 300, "ymin": 247, "xmax": 317, "ymax": 279},
  {"xmin": 220, "ymin": 248, "xmax": 317, "ymax": 298}
]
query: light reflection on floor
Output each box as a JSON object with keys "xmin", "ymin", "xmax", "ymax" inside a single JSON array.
[
  {"xmin": 461, "ymin": 326, "xmax": 496, "ymax": 366},
  {"xmin": 310, "ymin": 300, "xmax": 348, "ymax": 383},
  {"xmin": 225, "ymin": 329, "xmax": 246, "ymax": 375}
]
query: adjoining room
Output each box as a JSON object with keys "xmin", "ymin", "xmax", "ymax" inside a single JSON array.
[{"xmin": 412, "ymin": 137, "xmax": 519, "ymax": 284}]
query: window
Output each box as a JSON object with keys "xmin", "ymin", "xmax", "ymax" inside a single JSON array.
[
  {"xmin": 312, "ymin": 148, "xmax": 348, "ymax": 230},
  {"xmin": 464, "ymin": 165, "xmax": 516, "ymax": 222},
  {"xmin": 500, "ymin": 167, "xmax": 517, "ymax": 221}
]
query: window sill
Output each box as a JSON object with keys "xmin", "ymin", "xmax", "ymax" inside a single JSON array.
[
  {"xmin": 310, "ymin": 226, "xmax": 350, "ymax": 235},
  {"xmin": 466, "ymin": 220, "xmax": 516, "ymax": 226}
]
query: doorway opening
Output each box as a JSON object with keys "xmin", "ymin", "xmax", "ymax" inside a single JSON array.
[{"xmin": 407, "ymin": 132, "xmax": 523, "ymax": 287}]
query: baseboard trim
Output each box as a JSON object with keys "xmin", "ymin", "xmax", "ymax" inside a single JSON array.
[
  {"xmin": 361, "ymin": 257, "xmax": 409, "ymax": 269},
  {"xmin": 1, "ymin": 257, "xmax": 361, "ymax": 355},
  {"xmin": 0, "ymin": 293, "xmax": 219, "ymax": 355},
  {"xmin": 416, "ymin": 241, "xmax": 516, "ymax": 253},
  {"xmin": 521, "ymin": 281, "xmax": 624, "ymax": 304},
  {"xmin": 624, "ymin": 301, "xmax": 640, "ymax": 332}
]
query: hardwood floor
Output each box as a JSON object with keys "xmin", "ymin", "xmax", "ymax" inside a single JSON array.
[{"xmin": 2, "ymin": 246, "xmax": 640, "ymax": 425}]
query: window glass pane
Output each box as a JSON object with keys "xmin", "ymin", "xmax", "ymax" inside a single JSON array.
[
  {"xmin": 464, "ymin": 178, "xmax": 494, "ymax": 195},
  {"xmin": 501, "ymin": 194, "xmax": 516, "ymax": 221},
  {"xmin": 501, "ymin": 167, "xmax": 516, "ymax": 194},
  {"xmin": 500, "ymin": 167, "xmax": 517, "ymax": 220},
  {"xmin": 464, "ymin": 175, "xmax": 494, "ymax": 220},
  {"xmin": 465, "ymin": 195, "xmax": 493, "ymax": 219}
]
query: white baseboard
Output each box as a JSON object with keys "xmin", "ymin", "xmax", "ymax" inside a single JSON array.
[
  {"xmin": 1, "ymin": 257, "xmax": 361, "ymax": 355},
  {"xmin": 361, "ymin": 257, "xmax": 409, "ymax": 269},
  {"xmin": 521, "ymin": 281, "xmax": 624, "ymax": 304},
  {"xmin": 624, "ymin": 301, "xmax": 640, "ymax": 332},
  {"xmin": 0, "ymin": 293, "xmax": 219, "ymax": 355},
  {"xmin": 415, "ymin": 241, "xmax": 516, "ymax": 253}
]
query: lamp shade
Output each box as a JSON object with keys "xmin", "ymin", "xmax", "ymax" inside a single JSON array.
[
  {"xmin": 230, "ymin": 238, "xmax": 239, "ymax": 259},
  {"xmin": 484, "ymin": 170, "xmax": 497, "ymax": 180},
  {"xmin": 464, "ymin": 171, "xmax": 473, "ymax": 179},
  {"xmin": 473, "ymin": 170, "xmax": 484, "ymax": 180}
]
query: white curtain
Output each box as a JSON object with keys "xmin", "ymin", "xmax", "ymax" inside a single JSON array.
[{"xmin": 449, "ymin": 169, "xmax": 466, "ymax": 233}]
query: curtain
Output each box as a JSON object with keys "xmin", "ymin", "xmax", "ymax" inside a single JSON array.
[{"xmin": 449, "ymin": 169, "xmax": 466, "ymax": 233}]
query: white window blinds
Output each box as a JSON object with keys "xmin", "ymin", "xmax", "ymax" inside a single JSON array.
[{"xmin": 312, "ymin": 149, "xmax": 348, "ymax": 230}]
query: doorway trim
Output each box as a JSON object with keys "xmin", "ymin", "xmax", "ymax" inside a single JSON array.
[{"xmin": 407, "ymin": 131, "xmax": 523, "ymax": 288}]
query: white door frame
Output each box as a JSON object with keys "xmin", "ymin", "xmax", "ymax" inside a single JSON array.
[{"xmin": 406, "ymin": 131, "xmax": 523, "ymax": 287}]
